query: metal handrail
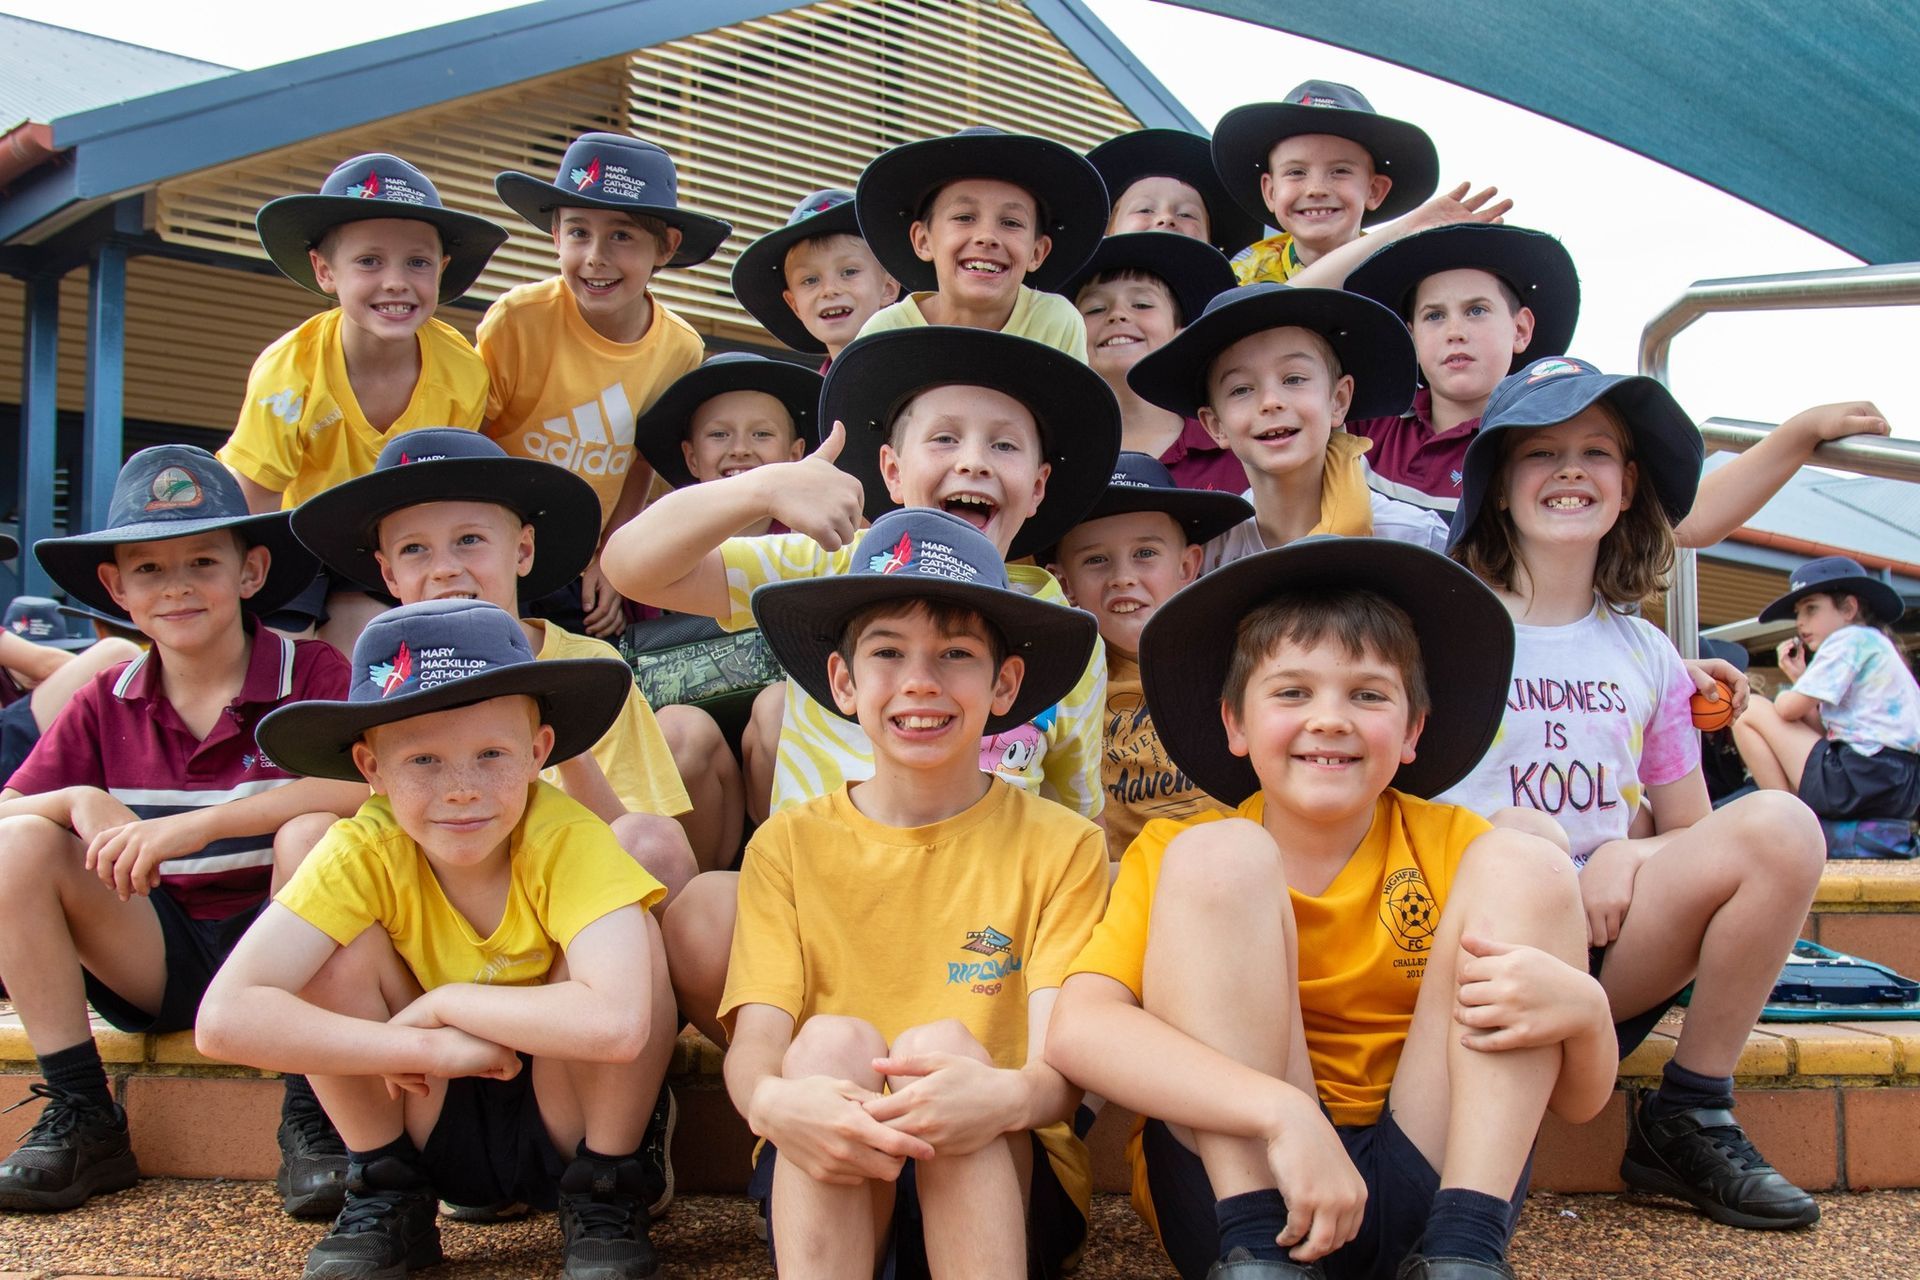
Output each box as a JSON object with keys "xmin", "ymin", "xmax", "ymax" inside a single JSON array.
[{"xmin": 1638, "ymin": 263, "xmax": 1920, "ymax": 658}]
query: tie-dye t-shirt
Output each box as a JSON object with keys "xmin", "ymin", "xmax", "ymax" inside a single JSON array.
[
  {"xmin": 1436, "ymin": 601, "xmax": 1699, "ymax": 862},
  {"xmin": 1792, "ymin": 625, "xmax": 1920, "ymax": 756}
]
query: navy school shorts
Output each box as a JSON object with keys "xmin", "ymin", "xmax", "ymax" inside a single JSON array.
[
  {"xmin": 83, "ymin": 888, "xmax": 262, "ymax": 1035},
  {"xmin": 1589, "ymin": 946, "xmax": 1688, "ymax": 1060},
  {"xmin": 418, "ymin": 1056, "xmax": 568, "ymax": 1211},
  {"xmin": 1799, "ymin": 740, "xmax": 1920, "ymax": 823}
]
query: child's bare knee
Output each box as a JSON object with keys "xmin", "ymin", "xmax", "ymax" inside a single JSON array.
[
  {"xmin": 273, "ymin": 811, "xmax": 337, "ymax": 871},
  {"xmin": 612, "ymin": 811, "xmax": 697, "ymax": 897},
  {"xmin": 1489, "ymin": 806, "xmax": 1570, "ymax": 852},
  {"xmin": 1459, "ymin": 828, "xmax": 1579, "ymax": 907},
  {"xmin": 1724, "ymin": 791, "xmax": 1825, "ymax": 881},
  {"xmin": 889, "ymin": 1018, "xmax": 990, "ymax": 1064},
  {"xmin": 1158, "ymin": 819, "xmax": 1282, "ymax": 909},
  {"xmin": 784, "ymin": 1014, "xmax": 886, "ymax": 1078},
  {"xmin": 0, "ymin": 815, "xmax": 75, "ymax": 888},
  {"xmin": 661, "ymin": 870, "xmax": 736, "ymax": 966}
]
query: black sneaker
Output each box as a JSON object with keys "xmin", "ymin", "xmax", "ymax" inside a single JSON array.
[
  {"xmin": 437, "ymin": 1196, "xmax": 530, "ymax": 1223},
  {"xmin": 1206, "ymin": 1247, "xmax": 1326, "ymax": 1278},
  {"xmin": 1397, "ymin": 1256, "xmax": 1516, "ymax": 1279},
  {"xmin": 302, "ymin": 1154, "xmax": 443, "ymax": 1280},
  {"xmin": 558, "ymin": 1149, "xmax": 658, "ymax": 1280},
  {"xmin": 1620, "ymin": 1092, "xmax": 1820, "ymax": 1230},
  {"xmin": 638, "ymin": 1086, "xmax": 677, "ymax": 1220},
  {"xmin": 0, "ymin": 1083, "xmax": 139, "ymax": 1212},
  {"xmin": 278, "ymin": 1097, "xmax": 348, "ymax": 1219}
]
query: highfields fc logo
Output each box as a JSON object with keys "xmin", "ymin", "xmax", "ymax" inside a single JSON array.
[
  {"xmin": 1380, "ymin": 867, "xmax": 1438, "ymax": 953},
  {"xmin": 145, "ymin": 467, "xmax": 203, "ymax": 511}
]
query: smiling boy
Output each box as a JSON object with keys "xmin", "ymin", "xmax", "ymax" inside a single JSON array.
[
  {"xmin": 732, "ymin": 189, "xmax": 900, "ymax": 367},
  {"xmin": 1087, "ymin": 128, "xmax": 1266, "ymax": 257}
]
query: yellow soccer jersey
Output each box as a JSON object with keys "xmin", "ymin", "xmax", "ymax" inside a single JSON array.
[
  {"xmin": 530, "ymin": 621, "xmax": 690, "ymax": 817},
  {"xmin": 278, "ymin": 783, "xmax": 665, "ymax": 991},
  {"xmin": 477, "ymin": 278, "xmax": 704, "ymax": 528},
  {"xmin": 718, "ymin": 528, "xmax": 1106, "ymax": 818},
  {"xmin": 720, "ymin": 780, "xmax": 1109, "ymax": 1221},
  {"xmin": 220, "ymin": 310, "xmax": 488, "ymax": 507},
  {"xmin": 1229, "ymin": 232, "xmax": 1306, "ymax": 286},
  {"xmin": 856, "ymin": 285, "xmax": 1088, "ymax": 361}
]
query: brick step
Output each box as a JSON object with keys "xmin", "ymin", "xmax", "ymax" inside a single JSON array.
[
  {"xmin": 1806, "ymin": 861, "xmax": 1920, "ymax": 977},
  {"xmin": 5, "ymin": 1017, "xmax": 1919, "ymax": 1195}
]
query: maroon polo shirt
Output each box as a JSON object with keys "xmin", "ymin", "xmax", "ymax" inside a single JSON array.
[
  {"xmin": 1161, "ymin": 417, "xmax": 1249, "ymax": 493},
  {"xmin": 9, "ymin": 621, "xmax": 350, "ymax": 920},
  {"xmin": 1347, "ymin": 387, "xmax": 1482, "ymax": 508}
]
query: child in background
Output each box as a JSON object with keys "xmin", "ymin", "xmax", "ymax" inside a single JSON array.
[
  {"xmin": 1087, "ymin": 127, "xmax": 1265, "ymax": 257},
  {"xmin": 730, "ymin": 189, "xmax": 899, "ymax": 369},
  {"xmin": 486, "ymin": 132, "xmax": 732, "ymax": 637},
  {"xmin": 855, "ymin": 125, "xmax": 1108, "ymax": 357},
  {"xmin": 1441, "ymin": 356, "xmax": 1826, "ymax": 1231},
  {"xmin": 1733, "ymin": 557, "xmax": 1920, "ymax": 824},
  {"xmin": 0, "ymin": 597, "xmax": 141, "ymax": 786}
]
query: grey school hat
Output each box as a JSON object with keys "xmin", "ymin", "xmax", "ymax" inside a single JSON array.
[
  {"xmin": 731, "ymin": 189, "xmax": 871, "ymax": 354},
  {"xmin": 257, "ymin": 598, "xmax": 633, "ymax": 781},
  {"xmin": 633, "ymin": 354, "xmax": 824, "ymax": 490},
  {"xmin": 1212, "ymin": 82, "xmax": 1440, "ymax": 227},
  {"xmin": 751, "ymin": 507, "xmax": 1097, "ymax": 736},
  {"xmin": 495, "ymin": 133, "xmax": 733, "ymax": 266}
]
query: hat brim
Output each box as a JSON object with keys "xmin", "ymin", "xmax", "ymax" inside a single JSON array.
[
  {"xmin": 1758, "ymin": 575, "xmax": 1906, "ymax": 625},
  {"xmin": 290, "ymin": 457, "xmax": 602, "ymax": 601},
  {"xmin": 634, "ymin": 362, "xmax": 824, "ymax": 489},
  {"xmin": 1447, "ymin": 373, "xmax": 1703, "ymax": 550},
  {"xmin": 56, "ymin": 600, "xmax": 143, "ymax": 635},
  {"xmin": 254, "ymin": 196, "xmax": 508, "ymax": 303},
  {"xmin": 1129, "ymin": 287, "xmax": 1417, "ymax": 421},
  {"xmin": 730, "ymin": 202, "xmax": 864, "ymax": 353},
  {"xmin": 1212, "ymin": 102, "xmax": 1440, "ymax": 228},
  {"xmin": 0, "ymin": 534, "xmax": 17, "ymax": 560},
  {"xmin": 257, "ymin": 656, "xmax": 635, "ymax": 782},
  {"xmin": 36, "ymin": 512, "xmax": 320, "ymax": 623},
  {"xmin": 821, "ymin": 329, "xmax": 1122, "ymax": 561},
  {"xmin": 1140, "ymin": 537, "xmax": 1513, "ymax": 805},
  {"xmin": 493, "ymin": 173, "xmax": 733, "ymax": 267},
  {"xmin": 854, "ymin": 134, "xmax": 1109, "ymax": 293},
  {"xmin": 1087, "ymin": 129, "xmax": 1268, "ymax": 256},
  {"xmin": 1055, "ymin": 232, "xmax": 1238, "ymax": 329},
  {"xmin": 1345, "ymin": 225, "xmax": 1581, "ymax": 369},
  {"xmin": 1047, "ymin": 486, "xmax": 1253, "ymax": 562},
  {"xmin": 750, "ymin": 574, "xmax": 1097, "ymax": 737}
]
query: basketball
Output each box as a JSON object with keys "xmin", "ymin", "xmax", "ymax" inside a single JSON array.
[{"xmin": 1690, "ymin": 679, "xmax": 1736, "ymax": 731}]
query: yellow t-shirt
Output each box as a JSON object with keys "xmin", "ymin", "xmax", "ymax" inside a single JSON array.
[
  {"xmin": 530, "ymin": 622, "xmax": 690, "ymax": 817},
  {"xmin": 1099, "ymin": 652, "xmax": 1227, "ymax": 859},
  {"xmin": 278, "ymin": 783, "xmax": 666, "ymax": 991},
  {"xmin": 720, "ymin": 780, "xmax": 1109, "ymax": 1219},
  {"xmin": 1230, "ymin": 232, "xmax": 1306, "ymax": 286},
  {"xmin": 477, "ymin": 277, "xmax": 704, "ymax": 528},
  {"xmin": 220, "ymin": 309, "xmax": 488, "ymax": 507},
  {"xmin": 856, "ymin": 285, "xmax": 1088, "ymax": 361},
  {"xmin": 718, "ymin": 528, "xmax": 1106, "ymax": 818}
]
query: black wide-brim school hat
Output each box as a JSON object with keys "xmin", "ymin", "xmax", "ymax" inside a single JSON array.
[
  {"xmin": 291, "ymin": 428, "xmax": 601, "ymax": 602},
  {"xmin": 495, "ymin": 133, "xmax": 733, "ymax": 267},
  {"xmin": 1128, "ymin": 282, "xmax": 1417, "ymax": 420},
  {"xmin": 1055, "ymin": 231, "xmax": 1237, "ymax": 328},
  {"xmin": 56, "ymin": 598, "xmax": 142, "ymax": 638},
  {"xmin": 1212, "ymin": 82, "xmax": 1440, "ymax": 227},
  {"xmin": 854, "ymin": 125, "xmax": 1110, "ymax": 293},
  {"xmin": 1758, "ymin": 556, "xmax": 1905, "ymax": 624},
  {"xmin": 258, "ymin": 598, "xmax": 633, "ymax": 782},
  {"xmin": 1345, "ymin": 224, "xmax": 1581, "ymax": 369},
  {"xmin": 255, "ymin": 154, "xmax": 509, "ymax": 303},
  {"xmin": 821, "ymin": 328, "xmax": 1122, "ymax": 562},
  {"xmin": 36, "ymin": 445, "xmax": 318, "ymax": 622},
  {"xmin": 751, "ymin": 507, "xmax": 1097, "ymax": 736},
  {"xmin": 634, "ymin": 353, "xmax": 825, "ymax": 489},
  {"xmin": 4, "ymin": 596, "xmax": 94, "ymax": 651},
  {"xmin": 731, "ymin": 189, "xmax": 865, "ymax": 353},
  {"xmin": 1086, "ymin": 128, "xmax": 1267, "ymax": 257},
  {"xmin": 1047, "ymin": 452, "xmax": 1252, "ymax": 559},
  {"xmin": 1446, "ymin": 356, "xmax": 1704, "ymax": 551},
  {"xmin": 0, "ymin": 534, "xmax": 17, "ymax": 560},
  {"xmin": 1141, "ymin": 537, "xmax": 1514, "ymax": 805}
]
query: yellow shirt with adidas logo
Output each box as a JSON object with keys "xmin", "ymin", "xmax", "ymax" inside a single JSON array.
[
  {"xmin": 220, "ymin": 309, "xmax": 488, "ymax": 507},
  {"xmin": 477, "ymin": 277, "xmax": 704, "ymax": 529},
  {"xmin": 718, "ymin": 527, "xmax": 1107, "ymax": 819}
]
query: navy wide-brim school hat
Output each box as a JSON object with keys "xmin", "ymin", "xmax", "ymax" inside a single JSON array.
[
  {"xmin": 255, "ymin": 154, "xmax": 509, "ymax": 303},
  {"xmin": 36, "ymin": 445, "xmax": 319, "ymax": 623},
  {"xmin": 820, "ymin": 327, "xmax": 1122, "ymax": 563},
  {"xmin": 633, "ymin": 353, "xmax": 825, "ymax": 489},
  {"xmin": 1212, "ymin": 81, "xmax": 1440, "ymax": 228},
  {"xmin": 1128, "ymin": 282, "xmax": 1417, "ymax": 421},
  {"xmin": 1054, "ymin": 231, "xmax": 1237, "ymax": 328},
  {"xmin": 495, "ymin": 133, "xmax": 733, "ymax": 267},
  {"xmin": 1141, "ymin": 537, "xmax": 1514, "ymax": 805},
  {"xmin": 1086, "ymin": 127, "xmax": 1267, "ymax": 257},
  {"xmin": 4, "ymin": 596, "xmax": 93, "ymax": 651},
  {"xmin": 1446, "ymin": 356, "xmax": 1704, "ymax": 551},
  {"xmin": 258, "ymin": 598, "xmax": 633, "ymax": 782},
  {"xmin": 1758, "ymin": 556, "xmax": 1906, "ymax": 624},
  {"xmin": 854, "ymin": 125, "xmax": 1110, "ymax": 293},
  {"xmin": 291, "ymin": 428, "xmax": 601, "ymax": 602},
  {"xmin": 1345, "ymin": 224, "xmax": 1581, "ymax": 370},
  {"xmin": 751, "ymin": 507, "xmax": 1097, "ymax": 737},
  {"xmin": 731, "ymin": 189, "xmax": 868, "ymax": 354},
  {"xmin": 1046, "ymin": 452, "xmax": 1252, "ymax": 559}
]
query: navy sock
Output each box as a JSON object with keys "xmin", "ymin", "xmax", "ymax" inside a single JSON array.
[
  {"xmin": 38, "ymin": 1041, "xmax": 112, "ymax": 1109},
  {"xmin": 281, "ymin": 1073, "xmax": 320, "ymax": 1117},
  {"xmin": 1647, "ymin": 1060, "xmax": 1735, "ymax": 1119},
  {"xmin": 1215, "ymin": 1188, "xmax": 1288, "ymax": 1264},
  {"xmin": 1419, "ymin": 1187, "xmax": 1511, "ymax": 1264},
  {"xmin": 348, "ymin": 1134, "xmax": 420, "ymax": 1169}
]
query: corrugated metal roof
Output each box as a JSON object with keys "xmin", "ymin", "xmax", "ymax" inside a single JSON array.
[
  {"xmin": 1705, "ymin": 452, "xmax": 1920, "ymax": 566},
  {"xmin": 0, "ymin": 15, "xmax": 229, "ymax": 133}
]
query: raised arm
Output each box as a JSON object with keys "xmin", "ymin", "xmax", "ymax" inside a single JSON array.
[{"xmin": 1675, "ymin": 401, "xmax": 1890, "ymax": 548}]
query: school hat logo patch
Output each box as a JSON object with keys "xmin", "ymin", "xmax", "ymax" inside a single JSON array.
[
  {"xmin": 1525, "ymin": 357, "xmax": 1590, "ymax": 383},
  {"xmin": 145, "ymin": 467, "xmax": 203, "ymax": 511},
  {"xmin": 570, "ymin": 157, "xmax": 603, "ymax": 191},
  {"xmin": 371, "ymin": 642, "xmax": 413, "ymax": 697},
  {"xmin": 866, "ymin": 531, "xmax": 982, "ymax": 582},
  {"xmin": 341, "ymin": 167, "xmax": 429, "ymax": 207},
  {"xmin": 348, "ymin": 172, "xmax": 382, "ymax": 199},
  {"xmin": 570, "ymin": 155, "xmax": 648, "ymax": 202}
]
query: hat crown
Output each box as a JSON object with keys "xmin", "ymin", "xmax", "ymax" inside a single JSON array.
[
  {"xmin": 4, "ymin": 596, "xmax": 65, "ymax": 640},
  {"xmin": 552, "ymin": 133, "xmax": 679, "ymax": 206},
  {"xmin": 856, "ymin": 509, "xmax": 1012, "ymax": 591},
  {"xmin": 348, "ymin": 599, "xmax": 534, "ymax": 705},
  {"xmin": 1483, "ymin": 355, "xmax": 1602, "ymax": 423},
  {"xmin": 104, "ymin": 445, "xmax": 247, "ymax": 531},
  {"xmin": 1791, "ymin": 556, "xmax": 1871, "ymax": 590},
  {"xmin": 319, "ymin": 154, "xmax": 444, "ymax": 208},
  {"xmin": 1282, "ymin": 80, "xmax": 1375, "ymax": 113},
  {"xmin": 787, "ymin": 189, "xmax": 854, "ymax": 224},
  {"xmin": 375, "ymin": 427, "xmax": 508, "ymax": 471},
  {"xmin": 1198, "ymin": 281, "xmax": 1288, "ymax": 321},
  {"xmin": 1109, "ymin": 452, "xmax": 1178, "ymax": 490}
]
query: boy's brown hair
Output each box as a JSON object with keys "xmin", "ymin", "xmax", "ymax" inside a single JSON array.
[
  {"xmin": 1222, "ymin": 588, "xmax": 1431, "ymax": 721},
  {"xmin": 1076, "ymin": 269, "xmax": 1185, "ymax": 325},
  {"xmin": 836, "ymin": 598, "xmax": 1011, "ymax": 673}
]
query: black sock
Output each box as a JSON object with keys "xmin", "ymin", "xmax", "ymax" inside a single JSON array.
[
  {"xmin": 577, "ymin": 1141, "xmax": 640, "ymax": 1163},
  {"xmin": 1215, "ymin": 1188, "xmax": 1288, "ymax": 1264},
  {"xmin": 1418, "ymin": 1187, "xmax": 1512, "ymax": 1264},
  {"xmin": 348, "ymin": 1134, "xmax": 420, "ymax": 1172},
  {"xmin": 1647, "ymin": 1060, "xmax": 1735, "ymax": 1119},
  {"xmin": 282, "ymin": 1073, "xmax": 319, "ymax": 1116},
  {"xmin": 38, "ymin": 1041, "xmax": 112, "ymax": 1109}
]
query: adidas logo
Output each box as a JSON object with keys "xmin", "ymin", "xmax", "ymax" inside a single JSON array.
[{"xmin": 519, "ymin": 382, "xmax": 636, "ymax": 477}]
